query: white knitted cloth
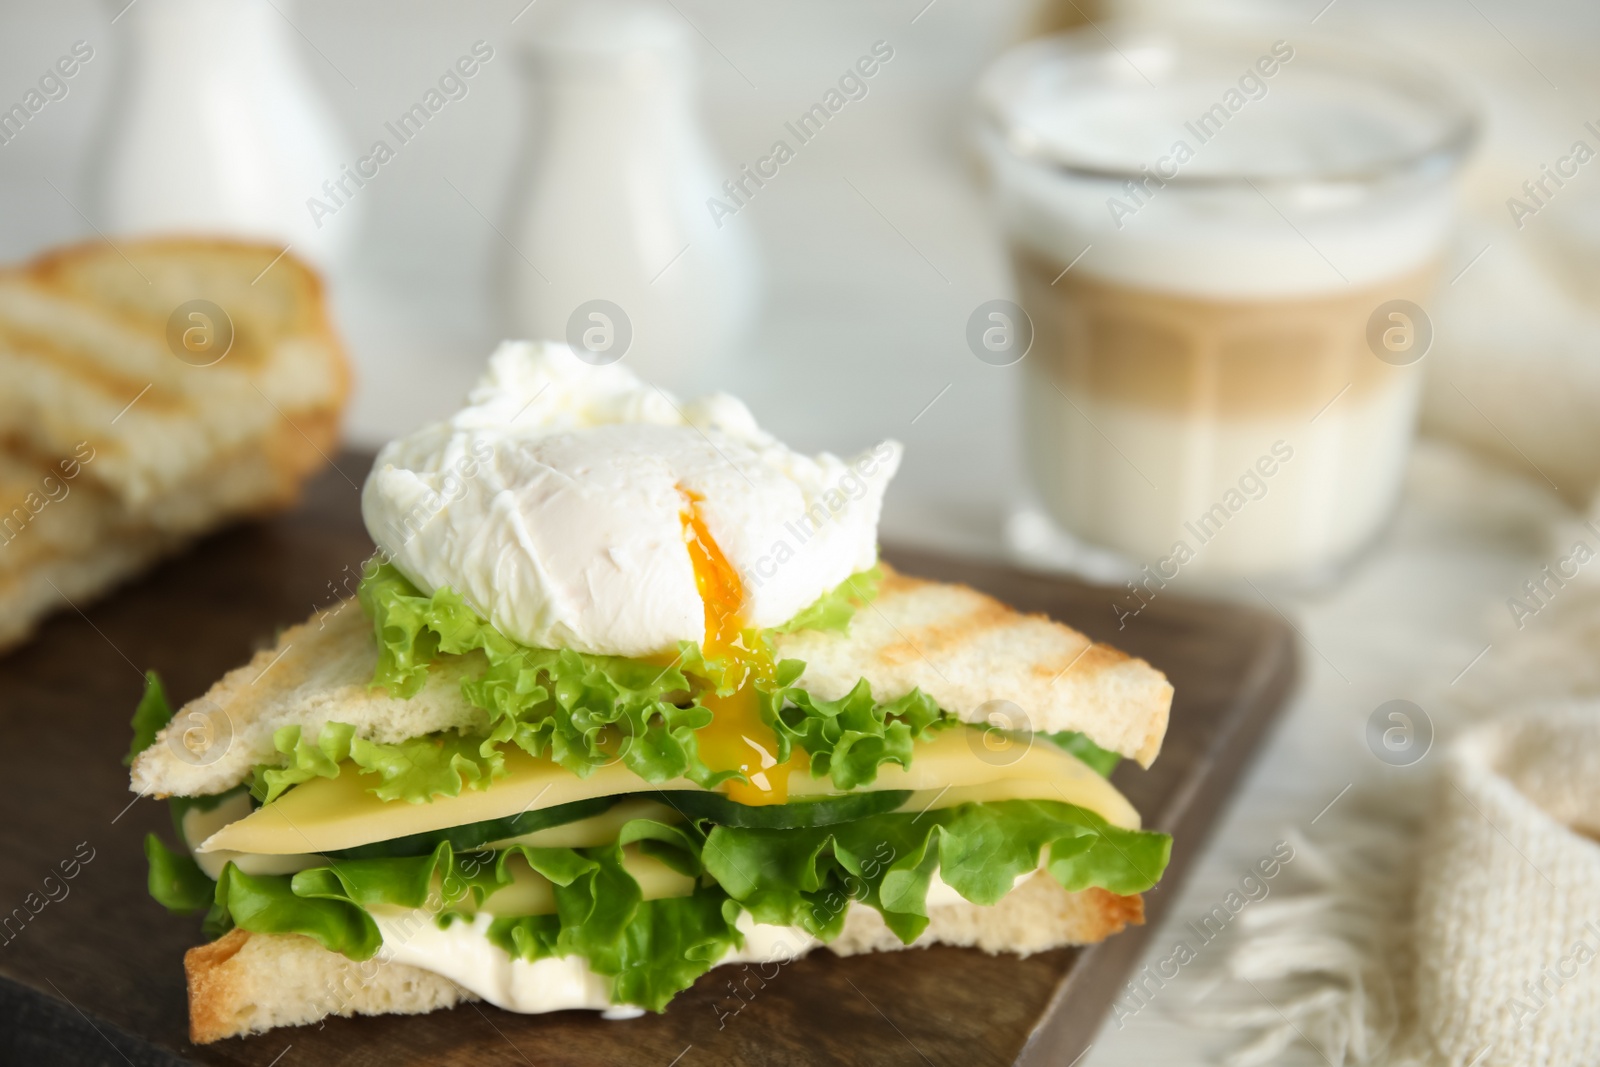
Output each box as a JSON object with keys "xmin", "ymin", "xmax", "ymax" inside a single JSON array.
[
  {"xmin": 1196, "ymin": 705, "xmax": 1600, "ymax": 1067},
  {"xmin": 1190, "ymin": 476, "xmax": 1600, "ymax": 1066},
  {"xmin": 1414, "ymin": 707, "xmax": 1600, "ymax": 1067}
]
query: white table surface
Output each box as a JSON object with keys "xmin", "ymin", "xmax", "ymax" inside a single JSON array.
[{"xmin": 1, "ymin": 2, "xmax": 1591, "ymax": 1064}]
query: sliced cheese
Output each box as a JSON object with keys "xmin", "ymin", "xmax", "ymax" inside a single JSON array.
[
  {"xmin": 202, "ymin": 756, "xmax": 693, "ymax": 857},
  {"xmin": 201, "ymin": 729, "xmax": 1137, "ymax": 856},
  {"xmin": 187, "ymin": 797, "xmax": 687, "ymax": 879}
]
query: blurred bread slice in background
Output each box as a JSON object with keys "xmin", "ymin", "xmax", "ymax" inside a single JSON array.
[
  {"xmin": 0, "ymin": 237, "xmax": 350, "ymax": 651},
  {"xmin": 0, "ymin": 237, "xmax": 349, "ymax": 518},
  {"xmin": 0, "ymin": 450, "xmax": 182, "ymax": 651}
]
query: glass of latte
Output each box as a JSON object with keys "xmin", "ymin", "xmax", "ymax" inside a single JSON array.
[{"xmin": 978, "ymin": 27, "xmax": 1477, "ymax": 584}]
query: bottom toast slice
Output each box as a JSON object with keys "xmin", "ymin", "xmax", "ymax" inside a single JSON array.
[{"xmin": 186, "ymin": 875, "xmax": 1144, "ymax": 1043}]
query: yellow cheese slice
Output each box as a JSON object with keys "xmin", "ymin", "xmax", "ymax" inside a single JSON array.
[
  {"xmin": 201, "ymin": 729, "xmax": 1138, "ymax": 855},
  {"xmin": 189, "ymin": 797, "xmax": 688, "ymax": 878}
]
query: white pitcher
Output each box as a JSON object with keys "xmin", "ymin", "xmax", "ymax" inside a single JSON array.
[
  {"xmin": 93, "ymin": 0, "xmax": 358, "ymax": 268},
  {"xmin": 502, "ymin": 0, "xmax": 759, "ymax": 390}
]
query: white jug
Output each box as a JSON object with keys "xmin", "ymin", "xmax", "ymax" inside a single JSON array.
[
  {"xmin": 93, "ymin": 0, "xmax": 359, "ymax": 268},
  {"xmin": 502, "ymin": 0, "xmax": 759, "ymax": 390}
]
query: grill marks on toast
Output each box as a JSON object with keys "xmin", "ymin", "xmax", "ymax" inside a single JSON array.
[
  {"xmin": 31, "ymin": 240, "xmax": 320, "ymax": 361},
  {"xmin": 0, "ymin": 238, "xmax": 349, "ymax": 651},
  {"xmin": 1029, "ymin": 642, "xmax": 1129, "ymax": 681},
  {"xmin": 870, "ymin": 570, "xmax": 1034, "ymax": 669},
  {"xmin": 0, "ymin": 317, "xmax": 187, "ymax": 416},
  {"xmin": 773, "ymin": 565, "xmax": 1172, "ymax": 766},
  {"xmin": 0, "ymin": 238, "xmax": 347, "ymax": 511}
]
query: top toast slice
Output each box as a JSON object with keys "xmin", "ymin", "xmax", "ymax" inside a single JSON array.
[
  {"xmin": 773, "ymin": 567, "xmax": 1169, "ymax": 766},
  {"xmin": 130, "ymin": 564, "xmax": 1171, "ymax": 799},
  {"xmin": 0, "ymin": 237, "xmax": 349, "ymax": 515}
]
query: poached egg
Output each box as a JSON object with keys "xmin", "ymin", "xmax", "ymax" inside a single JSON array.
[{"xmin": 362, "ymin": 342, "xmax": 902, "ymax": 801}]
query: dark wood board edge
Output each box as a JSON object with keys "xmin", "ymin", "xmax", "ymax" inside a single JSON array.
[{"xmin": 1014, "ymin": 621, "xmax": 1298, "ymax": 1066}]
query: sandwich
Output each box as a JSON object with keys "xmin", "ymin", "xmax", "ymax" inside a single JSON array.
[
  {"xmin": 128, "ymin": 341, "xmax": 1173, "ymax": 1043},
  {"xmin": 0, "ymin": 237, "xmax": 349, "ymax": 650}
]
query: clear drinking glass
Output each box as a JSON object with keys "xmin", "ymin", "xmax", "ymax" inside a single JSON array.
[{"xmin": 977, "ymin": 26, "xmax": 1477, "ymax": 584}]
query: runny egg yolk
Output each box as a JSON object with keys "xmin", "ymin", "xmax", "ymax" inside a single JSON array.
[{"xmin": 680, "ymin": 490, "xmax": 798, "ymax": 805}]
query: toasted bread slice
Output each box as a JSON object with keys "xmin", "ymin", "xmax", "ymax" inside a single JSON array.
[
  {"xmin": 774, "ymin": 567, "xmax": 1170, "ymax": 766},
  {"xmin": 0, "ymin": 238, "xmax": 349, "ymax": 651},
  {"xmin": 0, "ymin": 446, "xmax": 183, "ymax": 649},
  {"xmin": 185, "ymin": 874, "xmax": 1143, "ymax": 1043},
  {"xmin": 129, "ymin": 564, "xmax": 1172, "ymax": 799},
  {"xmin": 187, "ymin": 926, "xmax": 475, "ymax": 1046},
  {"xmin": 0, "ymin": 430, "xmax": 336, "ymax": 652},
  {"xmin": 0, "ymin": 448, "xmax": 126, "ymax": 574},
  {"xmin": 0, "ymin": 237, "xmax": 348, "ymax": 516}
]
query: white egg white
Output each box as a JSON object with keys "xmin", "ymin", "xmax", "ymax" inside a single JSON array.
[{"xmin": 361, "ymin": 341, "xmax": 902, "ymax": 658}]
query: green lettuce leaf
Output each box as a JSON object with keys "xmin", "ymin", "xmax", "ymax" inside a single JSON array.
[
  {"xmin": 124, "ymin": 671, "xmax": 173, "ymax": 766},
  {"xmin": 759, "ymin": 668, "xmax": 956, "ymax": 790},
  {"xmin": 202, "ymin": 821, "xmax": 745, "ymax": 1011},
  {"xmin": 144, "ymin": 834, "xmax": 215, "ymax": 914},
  {"xmin": 216, "ymin": 863, "xmax": 382, "ymax": 959},
  {"xmin": 149, "ymin": 791, "xmax": 249, "ymax": 940},
  {"xmin": 253, "ymin": 723, "xmax": 507, "ymax": 805},
  {"xmin": 702, "ymin": 799, "xmax": 1171, "ymax": 944},
  {"xmin": 481, "ymin": 839, "xmax": 742, "ymax": 1011},
  {"xmin": 344, "ymin": 561, "xmax": 922, "ymax": 799},
  {"xmin": 1043, "ymin": 731, "xmax": 1122, "ymax": 778},
  {"xmin": 243, "ymin": 562, "xmax": 985, "ymax": 805},
  {"xmin": 352, "ymin": 732, "xmax": 507, "ymax": 803},
  {"xmin": 493, "ymin": 886, "xmax": 741, "ymax": 1012},
  {"xmin": 358, "ymin": 561, "xmax": 730, "ymax": 790},
  {"xmin": 768, "ymin": 565, "xmax": 883, "ymax": 636},
  {"xmin": 292, "ymin": 845, "xmax": 457, "ymax": 912}
]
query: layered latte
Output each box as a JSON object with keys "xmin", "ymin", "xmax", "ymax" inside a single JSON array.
[{"xmin": 979, "ymin": 29, "xmax": 1475, "ymax": 580}]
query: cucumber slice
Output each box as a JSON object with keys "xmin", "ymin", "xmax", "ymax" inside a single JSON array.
[
  {"xmin": 325, "ymin": 795, "xmax": 623, "ymax": 859},
  {"xmin": 652, "ymin": 789, "xmax": 912, "ymax": 828}
]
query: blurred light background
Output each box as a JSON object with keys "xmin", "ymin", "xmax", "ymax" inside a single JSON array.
[{"xmin": 4, "ymin": 0, "xmax": 1598, "ymax": 557}]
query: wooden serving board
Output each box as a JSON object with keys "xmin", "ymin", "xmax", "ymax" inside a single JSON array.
[{"xmin": 0, "ymin": 455, "xmax": 1296, "ymax": 1067}]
